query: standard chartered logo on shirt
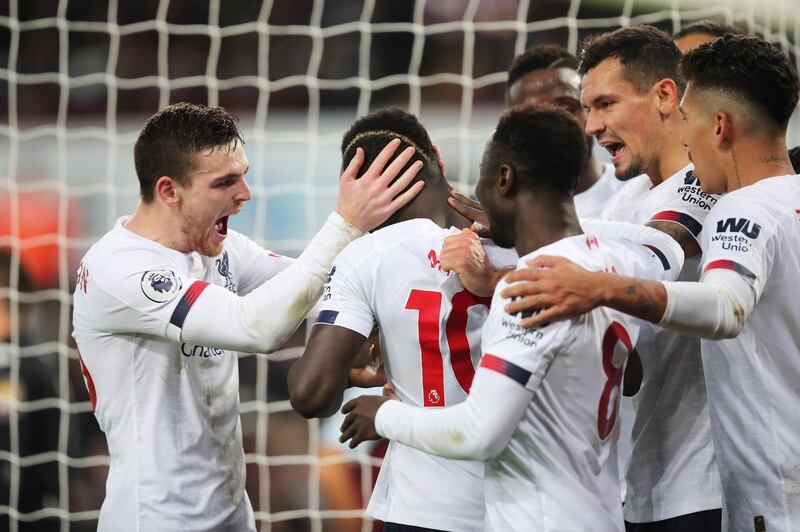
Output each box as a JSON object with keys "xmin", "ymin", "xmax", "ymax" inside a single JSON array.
[{"xmin": 180, "ymin": 343, "xmax": 226, "ymax": 358}]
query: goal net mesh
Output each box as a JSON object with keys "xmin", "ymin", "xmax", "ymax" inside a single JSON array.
[{"xmin": 0, "ymin": 0, "xmax": 797, "ymax": 530}]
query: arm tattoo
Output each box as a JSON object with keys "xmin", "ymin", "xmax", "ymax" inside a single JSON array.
[{"xmin": 646, "ymin": 220, "xmax": 701, "ymax": 259}]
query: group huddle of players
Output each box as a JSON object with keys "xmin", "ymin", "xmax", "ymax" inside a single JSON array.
[{"xmin": 72, "ymin": 20, "xmax": 799, "ymax": 532}]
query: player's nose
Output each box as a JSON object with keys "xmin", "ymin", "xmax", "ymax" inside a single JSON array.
[
  {"xmin": 236, "ymin": 178, "xmax": 252, "ymax": 202},
  {"xmin": 584, "ymin": 109, "xmax": 604, "ymax": 138}
]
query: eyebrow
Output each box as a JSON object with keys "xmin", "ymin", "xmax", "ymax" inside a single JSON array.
[
  {"xmin": 587, "ymin": 94, "xmax": 614, "ymax": 107},
  {"xmin": 212, "ymin": 166, "xmax": 249, "ymax": 184}
]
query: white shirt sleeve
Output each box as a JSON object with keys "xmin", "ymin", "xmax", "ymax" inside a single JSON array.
[
  {"xmin": 375, "ymin": 367, "xmax": 533, "ymax": 461},
  {"xmin": 647, "ymin": 167, "xmax": 720, "ymax": 244},
  {"xmin": 313, "ymin": 236, "xmax": 377, "ymax": 337},
  {"xmin": 580, "ymin": 218, "xmax": 685, "ymax": 280},
  {"xmin": 86, "ymin": 212, "xmax": 364, "ymax": 353},
  {"xmin": 229, "ymin": 232, "xmax": 295, "ymax": 296},
  {"xmin": 659, "ymin": 194, "xmax": 775, "ymax": 339}
]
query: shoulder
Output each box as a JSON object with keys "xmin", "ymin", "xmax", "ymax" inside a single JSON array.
[
  {"xmin": 347, "ymin": 219, "xmax": 444, "ymax": 256},
  {"xmin": 81, "ymin": 229, "xmax": 185, "ymax": 295}
]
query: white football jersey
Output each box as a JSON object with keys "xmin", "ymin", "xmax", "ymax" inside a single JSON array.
[
  {"xmin": 605, "ymin": 165, "xmax": 723, "ymax": 522},
  {"xmin": 699, "ymin": 175, "xmax": 800, "ymax": 532},
  {"xmin": 72, "ymin": 218, "xmax": 292, "ymax": 532},
  {"xmin": 574, "ymin": 162, "xmax": 626, "ymax": 219},
  {"xmin": 317, "ymin": 218, "xmax": 517, "ymax": 531},
  {"xmin": 479, "ymin": 231, "xmax": 681, "ymax": 531}
]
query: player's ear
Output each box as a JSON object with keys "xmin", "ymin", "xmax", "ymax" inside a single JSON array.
[
  {"xmin": 714, "ymin": 111, "xmax": 731, "ymax": 149},
  {"xmin": 498, "ymin": 164, "xmax": 515, "ymax": 196},
  {"xmin": 154, "ymin": 175, "xmax": 181, "ymax": 207},
  {"xmin": 655, "ymin": 78, "xmax": 680, "ymax": 116}
]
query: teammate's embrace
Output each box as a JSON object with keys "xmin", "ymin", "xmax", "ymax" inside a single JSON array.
[
  {"xmin": 338, "ymin": 106, "xmax": 684, "ymax": 531},
  {"xmin": 502, "ymin": 35, "xmax": 800, "ymax": 531},
  {"xmin": 288, "ymin": 108, "xmax": 517, "ymax": 531},
  {"xmin": 71, "ymin": 103, "xmax": 423, "ymax": 532}
]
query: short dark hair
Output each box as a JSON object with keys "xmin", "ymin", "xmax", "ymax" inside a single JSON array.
[
  {"xmin": 681, "ymin": 34, "xmax": 799, "ymax": 130},
  {"xmin": 579, "ymin": 25, "xmax": 684, "ymax": 95},
  {"xmin": 507, "ymin": 44, "xmax": 579, "ymax": 89},
  {"xmin": 134, "ymin": 103, "xmax": 244, "ymax": 203},
  {"xmin": 673, "ymin": 20, "xmax": 742, "ymax": 40},
  {"xmin": 491, "ymin": 105, "xmax": 587, "ymax": 195},
  {"xmin": 340, "ymin": 107, "xmax": 441, "ymax": 184}
]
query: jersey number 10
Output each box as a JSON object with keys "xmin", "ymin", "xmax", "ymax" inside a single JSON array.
[{"xmin": 406, "ymin": 289, "xmax": 492, "ymax": 407}]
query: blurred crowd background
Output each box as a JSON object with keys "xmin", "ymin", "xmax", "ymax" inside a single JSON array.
[{"xmin": 1, "ymin": 0, "xmax": 798, "ymax": 530}]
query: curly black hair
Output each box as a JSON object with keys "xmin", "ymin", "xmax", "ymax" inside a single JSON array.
[
  {"xmin": 681, "ymin": 34, "xmax": 799, "ymax": 129},
  {"xmin": 491, "ymin": 105, "xmax": 587, "ymax": 195},
  {"xmin": 134, "ymin": 103, "xmax": 244, "ymax": 203},
  {"xmin": 340, "ymin": 107, "xmax": 441, "ymax": 184},
  {"xmin": 579, "ymin": 25, "xmax": 684, "ymax": 95},
  {"xmin": 507, "ymin": 44, "xmax": 579, "ymax": 89}
]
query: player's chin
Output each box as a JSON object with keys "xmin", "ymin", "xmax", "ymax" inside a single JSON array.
[{"xmin": 192, "ymin": 230, "xmax": 225, "ymax": 257}]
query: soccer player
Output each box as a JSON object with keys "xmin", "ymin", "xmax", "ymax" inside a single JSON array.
[
  {"xmin": 672, "ymin": 20, "xmax": 742, "ymax": 54},
  {"xmin": 502, "ymin": 35, "xmax": 800, "ymax": 531},
  {"xmin": 71, "ymin": 103, "xmax": 424, "ymax": 531},
  {"xmin": 506, "ymin": 44, "xmax": 624, "ymax": 218},
  {"xmin": 568, "ymin": 26, "xmax": 722, "ymax": 532},
  {"xmin": 338, "ymin": 105, "xmax": 684, "ymax": 532},
  {"xmin": 288, "ymin": 107, "xmax": 518, "ymax": 531}
]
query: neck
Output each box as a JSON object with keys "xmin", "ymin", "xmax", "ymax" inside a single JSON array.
[
  {"xmin": 513, "ymin": 192, "xmax": 583, "ymax": 257},
  {"xmin": 384, "ymin": 181, "xmax": 472, "ymax": 230},
  {"xmin": 125, "ymin": 201, "xmax": 191, "ymax": 253},
  {"xmin": 726, "ymin": 135, "xmax": 794, "ymax": 192},
  {"xmin": 646, "ymin": 116, "xmax": 690, "ymax": 186},
  {"xmin": 574, "ymin": 156, "xmax": 603, "ymax": 194}
]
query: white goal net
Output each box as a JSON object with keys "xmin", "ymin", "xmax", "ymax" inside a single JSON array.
[{"xmin": 0, "ymin": 0, "xmax": 797, "ymax": 530}]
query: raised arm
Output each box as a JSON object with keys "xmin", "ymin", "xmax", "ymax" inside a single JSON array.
[{"xmin": 90, "ymin": 140, "xmax": 424, "ymax": 354}]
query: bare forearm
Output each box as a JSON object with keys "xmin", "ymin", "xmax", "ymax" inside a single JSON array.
[{"xmin": 595, "ymin": 271, "xmax": 668, "ymax": 324}]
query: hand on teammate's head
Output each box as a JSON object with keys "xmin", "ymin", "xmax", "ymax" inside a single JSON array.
[
  {"xmin": 447, "ymin": 188, "xmax": 491, "ymax": 237},
  {"xmin": 336, "ymin": 139, "xmax": 426, "ymax": 232}
]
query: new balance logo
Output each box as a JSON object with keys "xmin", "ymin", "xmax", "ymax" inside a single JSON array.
[{"xmin": 716, "ymin": 217, "xmax": 761, "ymax": 238}]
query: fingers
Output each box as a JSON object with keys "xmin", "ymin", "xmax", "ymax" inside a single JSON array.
[
  {"xmin": 341, "ymin": 398, "xmax": 357, "ymax": 414},
  {"xmin": 378, "ymin": 146, "xmax": 417, "ymax": 185},
  {"xmin": 450, "ymin": 189, "xmax": 482, "ymax": 210},
  {"xmin": 503, "ymin": 292, "xmax": 549, "ymax": 314},
  {"xmin": 341, "ymin": 147, "xmax": 365, "ymax": 182},
  {"xmin": 384, "ymin": 159, "xmax": 423, "ymax": 198},
  {"xmin": 432, "ymin": 144, "xmax": 446, "ymax": 177},
  {"xmin": 500, "ymin": 273, "xmax": 546, "ymax": 296},
  {"xmin": 365, "ymin": 138, "xmax": 402, "ymax": 178},
  {"xmin": 470, "ymin": 222, "xmax": 491, "ymax": 238},
  {"xmin": 447, "ymin": 196, "xmax": 483, "ymax": 220},
  {"xmin": 339, "ymin": 424, "xmax": 357, "ymax": 445},
  {"xmin": 388, "ymin": 180, "xmax": 426, "ymax": 210},
  {"xmin": 340, "ymin": 411, "xmax": 354, "ymax": 434},
  {"xmin": 518, "ymin": 306, "xmax": 564, "ymax": 329}
]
